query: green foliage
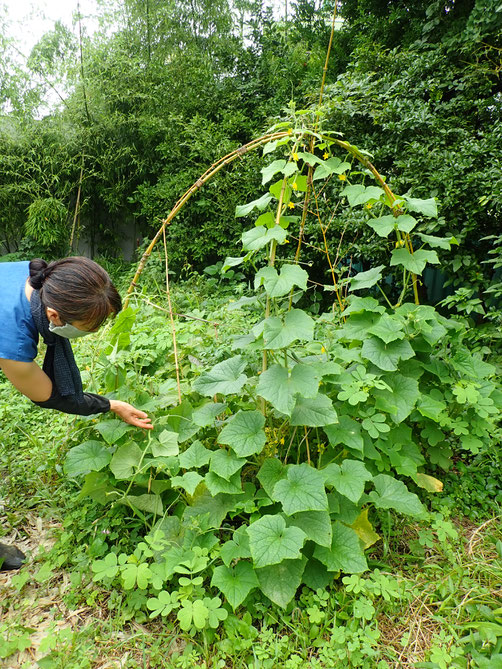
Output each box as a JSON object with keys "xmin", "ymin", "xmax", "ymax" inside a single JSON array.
[
  {"xmin": 24, "ymin": 196, "xmax": 68, "ymax": 250},
  {"xmin": 321, "ymin": 17, "xmax": 502, "ymax": 303},
  {"xmin": 1, "ymin": 2, "xmax": 501, "ymax": 657},
  {"xmin": 52, "ymin": 123, "xmax": 502, "ymax": 631}
]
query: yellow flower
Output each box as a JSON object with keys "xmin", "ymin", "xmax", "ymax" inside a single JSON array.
[
  {"xmin": 323, "ymin": 152, "xmax": 329, "ymax": 160},
  {"xmin": 288, "ymin": 202, "xmax": 295, "ymax": 209},
  {"xmin": 321, "ymin": 346, "xmax": 326, "ymax": 353},
  {"xmin": 287, "ymin": 128, "xmax": 293, "ymax": 135},
  {"xmin": 338, "ymin": 174, "xmax": 346, "ymax": 181},
  {"xmin": 292, "ymin": 182, "xmax": 298, "ymax": 190},
  {"xmin": 284, "ymin": 239, "xmax": 290, "ymax": 244},
  {"xmin": 293, "ymin": 152, "xmax": 299, "ymax": 162},
  {"xmin": 366, "ymin": 202, "xmax": 373, "ymax": 209},
  {"xmin": 280, "ymin": 437, "xmax": 285, "ymax": 445}
]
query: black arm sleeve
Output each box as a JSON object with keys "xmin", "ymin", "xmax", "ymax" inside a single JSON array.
[{"xmin": 32, "ymin": 390, "xmax": 110, "ymax": 416}]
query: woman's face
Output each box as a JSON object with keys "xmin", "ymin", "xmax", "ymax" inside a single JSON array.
[{"xmin": 46, "ymin": 308, "xmax": 100, "ymax": 333}]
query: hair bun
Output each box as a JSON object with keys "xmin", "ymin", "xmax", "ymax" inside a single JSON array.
[{"xmin": 29, "ymin": 258, "xmax": 48, "ymax": 290}]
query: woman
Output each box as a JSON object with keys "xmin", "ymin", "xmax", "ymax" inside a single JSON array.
[{"xmin": 0, "ymin": 257, "xmax": 153, "ymax": 570}]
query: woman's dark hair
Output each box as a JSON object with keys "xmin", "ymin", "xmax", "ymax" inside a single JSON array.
[{"xmin": 29, "ymin": 257, "xmax": 122, "ymax": 329}]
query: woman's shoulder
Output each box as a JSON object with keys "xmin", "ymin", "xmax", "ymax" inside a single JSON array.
[{"xmin": 0, "ymin": 260, "xmax": 38, "ymax": 362}]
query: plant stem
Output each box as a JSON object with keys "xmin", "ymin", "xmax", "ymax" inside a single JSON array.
[{"xmin": 162, "ymin": 226, "xmax": 182, "ymax": 405}]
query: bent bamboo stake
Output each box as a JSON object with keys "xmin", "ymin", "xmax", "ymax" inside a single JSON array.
[
  {"xmin": 124, "ymin": 131, "xmax": 290, "ymax": 307},
  {"xmin": 125, "ymin": 131, "xmax": 420, "ymax": 306}
]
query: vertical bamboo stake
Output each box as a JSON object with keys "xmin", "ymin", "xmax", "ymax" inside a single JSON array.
[
  {"xmin": 292, "ymin": 4, "xmax": 338, "ymax": 302},
  {"xmin": 69, "ymin": 153, "xmax": 84, "ymax": 252},
  {"xmin": 162, "ymin": 226, "xmax": 182, "ymax": 404}
]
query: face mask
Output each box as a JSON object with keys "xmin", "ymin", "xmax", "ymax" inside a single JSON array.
[{"xmin": 48, "ymin": 321, "xmax": 93, "ymax": 339}]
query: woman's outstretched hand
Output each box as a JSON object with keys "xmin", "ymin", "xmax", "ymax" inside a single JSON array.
[{"xmin": 109, "ymin": 400, "xmax": 153, "ymax": 429}]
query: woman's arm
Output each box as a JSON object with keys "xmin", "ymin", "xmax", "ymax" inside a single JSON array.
[
  {"xmin": 0, "ymin": 359, "xmax": 52, "ymax": 401},
  {"xmin": 0, "ymin": 358, "xmax": 152, "ymax": 429}
]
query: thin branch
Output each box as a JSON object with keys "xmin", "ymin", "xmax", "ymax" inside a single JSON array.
[{"xmin": 162, "ymin": 227, "xmax": 182, "ymax": 405}]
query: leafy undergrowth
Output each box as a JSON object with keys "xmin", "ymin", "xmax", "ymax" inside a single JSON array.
[
  {"xmin": 1, "ymin": 506, "xmax": 500, "ymax": 668},
  {"xmin": 1, "ymin": 275, "xmax": 502, "ymax": 668}
]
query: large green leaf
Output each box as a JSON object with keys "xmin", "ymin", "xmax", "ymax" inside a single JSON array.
[
  {"xmin": 314, "ymin": 521, "xmax": 368, "ymax": 573},
  {"xmin": 183, "ymin": 490, "xmax": 238, "ymax": 530},
  {"xmin": 324, "ymin": 416, "xmax": 364, "ymax": 454},
  {"xmin": 367, "ymin": 314, "xmax": 405, "ymax": 344},
  {"xmin": 255, "ymin": 211, "xmax": 275, "ymax": 227},
  {"xmin": 254, "ymin": 264, "xmax": 308, "ymax": 297},
  {"xmin": 374, "ymin": 374, "xmax": 420, "ymax": 422},
  {"xmin": 256, "ymin": 558, "xmax": 306, "ymax": 608},
  {"xmin": 95, "ymin": 419, "xmax": 132, "ymax": 445},
  {"xmin": 218, "ymin": 410, "xmax": 266, "ymax": 457},
  {"xmin": 109, "ymin": 442, "xmax": 143, "ymax": 480},
  {"xmin": 341, "ymin": 184, "xmax": 384, "ymax": 207},
  {"xmin": 313, "ymin": 157, "xmax": 351, "ymax": 180},
  {"xmin": 192, "ymin": 403, "xmax": 227, "ymax": 427},
  {"xmin": 290, "ymin": 394, "xmax": 338, "ymax": 426},
  {"xmin": 402, "ymin": 195, "xmax": 438, "ymax": 218},
  {"xmin": 269, "ymin": 179, "xmax": 291, "ymax": 201},
  {"xmin": 151, "ymin": 430, "xmax": 179, "ymax": 457},
  {"xmin": 222, "ymin": 256, "xmax": 246, "ymax": 272},
  {"xmin": 78, "ymin": 471, "xmax": 113, "ymax": 504},
  {"xmin": 272, "ymin": 463, "xmax": 328, "ymax": 515},
  {"xmin": 263, "ymin": 309, "xmax": 315, "ymax": 349},
  {"xmin": 296, "ymin": 151, "xmax": 323, "ymax": 166},
  {"xmin": 451, "ymin": 349, "xmax": 495, "ymax": 379},
  {"xmin": 257, "ymin": 365, "xmax": 291, "ymax": 415},
  {"xmin": 257, "ymin": 363, "xmax": 320, "ymax": 416},
  {"xmin": 64, "ymin": 440, "xmax": 111, "ymax": 477},
  {"xmin": 210, "ymin": 450, "xmax": 247, "ymax": 481},
  {"xmin": 390, "ymin": 248, "xmax": 440, "ymax": 275},
  {"xmin": 344, "ymin": 296, "xmax": 385, "ymax": 316},
  {"xmin": 242, "ymin": 225, "xmax": 287, "ymax": 251},
  {"xmin": 165, "ymin": 401, "xmax": 199, "ymax": 443},
  {"xmin": 178, "ymin": 440, "xmax": 212, "ymax": 469},
  {"xmin": 193, "ymin": 356, "xmax": 248, "ymax": 396},
  {"xmin": 261, "ymin": 159, "xmax": 287, "ymax": 185},
  {"xmin": 302, "ymin": 558, "xmax": 332, "ymax": 590},
  {"xmin": 205, "ymin": 471, "xmax": 243, "ymax": 495},
  {"xmin": 287, "ymin": 510, "xmax": 332, "ymax": 548},
  {"xmin": 417, "ymin": 233, "xmax": 457, "ymax": 249},
  {"xmin": 170, "ymin": 471, "xmax": 204, "ymax": 495},
  {"xmin": 417, "ymin": 394, "xmax": 447, "ymax": 421},
  {"xmin": 220, "ymin": 528, "xmax": 251, "ymax": 567},
  {"xmin": 211, "ymin": 562, "xmax": 259, "ymax": 610},
  {"xmin": 366, "ymin": 214, "xmax": 418, "ymax": 237},
  {"xmin": 247, "ymin": 514, "xmax": 306, "ymax": 567},
  {"xmin": 349, "ymin": 265, "xmax": 385, "ymax": 291},
  {"xmin": 340, "ymin": 312, "xmax": 381, "ymax": 340},
  {"xmin": 323, "ymin": 460, "xmax": 372, "ymax": 504},
  {"xmin": 257, "ymin": 458, "xmax": 286, "ymax": 498},
  {"xmin": 235, "ymin": 193, "xmax": 272, "ymax": 217},
  {"xmin": 122, "ymin": 493, "xmax": 163, "ymax": 515},
  {"xmin": 369, "ymin": 474, "xmax": 425, "ymax": 516},
  {"xmin": 362, "ymin": 337, "xmax": 415, "ymax": 371}
]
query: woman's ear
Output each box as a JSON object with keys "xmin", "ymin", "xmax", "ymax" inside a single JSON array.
[{"xmin": 46, "ymin": 307, "xmax": 64, "ymax": 326}]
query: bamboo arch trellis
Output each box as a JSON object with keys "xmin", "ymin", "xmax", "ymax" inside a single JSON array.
[{"xmin": 124, "ymin": 132, "xmax": 419, "ymax": 308}]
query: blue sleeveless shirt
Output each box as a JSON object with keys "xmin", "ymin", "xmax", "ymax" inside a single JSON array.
[{"xmin": 0, "ymin": 261, "xmax": 38, "ymax": 362}]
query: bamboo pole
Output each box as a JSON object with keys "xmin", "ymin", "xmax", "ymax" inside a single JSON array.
[
  {"xmin": 124, "ymin": 131, "xmax": 290, "ymax": 306},
  {"xmin": 162, "ymin": 227, "xmax": 182, "ymax": 404},
  {"xmin": 69, "ymin": 153, "xmax": 84, "ymax": 252}
]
